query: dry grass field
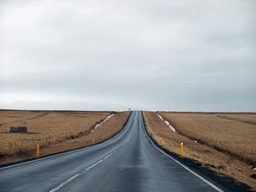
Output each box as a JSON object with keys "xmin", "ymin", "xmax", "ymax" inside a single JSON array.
[
  {"xmin": 35, "ymin": 111, "xmax": 131, "ymax": 158},
  {"xmin": 143, "ymin": 111, "xmax": 256, "ymax": 191},
  {"xmin": 0, "ymin": 110, "xmax": 131, "ymax": 165},
  {"xmin": 159, "ymin": 112, "xmax": 256, "ymax": 165},
  {"xmin": 217, "ymin": 113, "xmax": 256, "ymax": 125}
]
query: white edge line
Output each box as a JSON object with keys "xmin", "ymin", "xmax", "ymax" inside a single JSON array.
[
  {"xmin": 0, "ymin": 145, "xmax": 97, "ymax": 171},
  {"xmin": 0, "ymin": 138, "xmax": 106, "ymax": 171},
  {"xmin": 143, "ymin": 125, "xmax": 223, "ymax": 192},
  {"xmin": 50, "ymin": 174, "xmax": 81, "ymax": 192}
]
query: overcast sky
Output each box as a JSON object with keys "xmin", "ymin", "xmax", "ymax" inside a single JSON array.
[{"xmin": 0, "ymin": 0, "xmax": 255, "ymax": 112}]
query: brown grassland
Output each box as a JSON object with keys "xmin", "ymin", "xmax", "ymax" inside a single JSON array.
[
  {"xmin": 0, "ymin": 110, "xmax": 131, "ymax": 165},
  {"xmin": 143, "ymin": 111, "xmax": 256, "ymax": 191}
]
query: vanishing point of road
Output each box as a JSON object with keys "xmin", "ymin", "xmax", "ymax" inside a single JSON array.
[{"xmin": 0, "ymin": 111, "xmax": 226, "ymax": 192}]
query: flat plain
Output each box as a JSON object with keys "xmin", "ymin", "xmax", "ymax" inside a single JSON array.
[
  {"xmin": 0, "ymin": 110, "xmax": 131, "ymax": 165},
  {"xmin": 159, "ymin": 112, "xmax": 256, "ymax": 164},
  {"xmin": 143, "ymin": 111, "xmax": 256, "ymax": 191}
]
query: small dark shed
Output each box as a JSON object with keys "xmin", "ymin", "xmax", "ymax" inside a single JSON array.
[{"xmin": 10, "ymin": 127, "xmax": 27, "ymax": 133}]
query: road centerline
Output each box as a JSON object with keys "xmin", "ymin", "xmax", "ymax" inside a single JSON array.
[
  {"xmin": 104, "ymin": 154, "xmax": 112, "ymax": 160},
  {"xmin": 86, "ymin": 150, "xmax": 117, "ymax": 170},
  {"xmin": 85, "ymin": 160, "xmax": 103, "ymax": 171},
  {"xmin": 50, "ymin": 174, "xmax": 81, "ymax": 192},
  {"xmin": 0, "ymin": 111, "xmax": 229, "ymax": 192}
]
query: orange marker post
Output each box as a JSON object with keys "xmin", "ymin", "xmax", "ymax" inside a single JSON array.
[
  {"xmin": 37, "ymin": 144, "xmax": 39, "ymax": 157},
  {"xmin": 181, "ymin": 143, "xmax": 184, "ymax": 156}
]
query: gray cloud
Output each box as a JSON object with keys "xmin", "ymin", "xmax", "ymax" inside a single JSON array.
[{"xmin": 0, "ymin": 0, "xmax": 255, "ymax": 112}]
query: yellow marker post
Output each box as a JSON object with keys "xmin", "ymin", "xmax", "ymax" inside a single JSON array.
[
  {"xmin": 37, "ymin": 144, "xmax": 39, "ymax": 157},
  {"xmin": 92, "ymin": 138, "xmax": 95, "ymax": 145},
  {"xmin": 160, "ymin": 138, "xmax": 163, "ymax": 145},
  {"xmin": 181, "ymin": 143, "xmax": 184, "ymax": 156}
]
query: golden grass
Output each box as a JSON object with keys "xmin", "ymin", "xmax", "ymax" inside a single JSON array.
[
  {"xmin": 0, "ymin": 110, "xmax": 129, "ymax": 160},
  {"xmin": 0, "ymin": 110, "xmax": 131, "ymax": 165},
  {"xmin": 143, "ymin": 111, "xmax": 256, "ymax": 191},
  {"xmin": 217, "ymin": 113, "xmax": 256, "ymax": 125},
  {"xmin": 38, "ymin": 111, "xmax": 131, "ymax": 157},
  {"xmin": 158, "ymin": 112, "xmax": 256, "ymax": 164}
]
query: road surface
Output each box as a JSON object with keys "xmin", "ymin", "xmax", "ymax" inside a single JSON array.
[{"xmin": 0, "ymin": 111, "xmax": 225, "ymax": 192}]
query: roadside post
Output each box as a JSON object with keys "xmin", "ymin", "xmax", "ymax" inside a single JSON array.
[
  {"xmin": 92, "ymin": 138, "xmax": 95, "ymax": 145},
  {"xmin": 37, "ymin": 144, "xmax": 39, "ymax": 157},
  {"xmin": 160, "ymin": 138, "xmax": 163, "ymax": 145},
  {"xmin": 181, "ymin": 143, "xmax": 184, "ymax": 156}
]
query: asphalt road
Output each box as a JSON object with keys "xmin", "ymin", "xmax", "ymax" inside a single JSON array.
[{"xmin": 0, "ymin": 111, "xmax": 225, "ymax": 192}]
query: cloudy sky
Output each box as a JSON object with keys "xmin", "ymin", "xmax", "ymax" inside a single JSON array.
[{"xmin": 0, "ymin": 0, "xmax": 255, "ymax": 112}]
